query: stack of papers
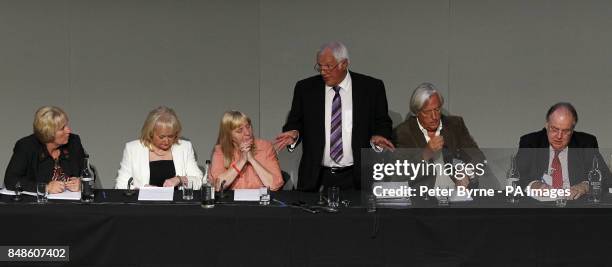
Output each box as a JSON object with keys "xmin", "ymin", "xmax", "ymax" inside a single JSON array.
[
  {"xmin": 48, "ymin": 191, "xmax": 81, "ymax": 200},
  {"xmin": 0, "ymin": 188, "xmax": 81, "ymax": 200},
  {"xmin": 0, "ymin": 188, "xmax": 36, "ymax": 196}
]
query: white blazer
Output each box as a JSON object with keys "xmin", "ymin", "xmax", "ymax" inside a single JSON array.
[{"xmin": 115, "ymin": 139, "xmax": 204, "ymax": 189}]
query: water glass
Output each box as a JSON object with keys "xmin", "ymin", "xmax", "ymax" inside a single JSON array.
[
  {"xmin": 366, "ymin": 194, "xmax": 377, "ymax": 213},
  {"xmin": 556, "ymin": 184, "xmax": 570, "ymax": 208},
  {"xmin": 182, "ymin": 180, "xmax": 194, "ymax": 200},
  {"xmin": 507, "ymin": 178, "xmax": 520, "ymax": 203},
  {"xmin": 36, "ymin": 183, "xmax": 48, "ymax": 204},
  {"xmin": 437, "ymin": 186, "xmax": 450, "ymax": 207},
  {"xmin": 592, "ymin": 181, "xmax": 602, "ymax": 203},
  {"xmin": 259, "ymin": 187, "xmax": 270, "ymax": 206},
  {"xmin": 328, "ymin": 186, "xmax": 340, "ymax": 209}
]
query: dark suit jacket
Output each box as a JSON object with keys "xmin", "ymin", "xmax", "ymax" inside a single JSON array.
[
  {"xmin": 392, "ymin": 115, "xmax": 485, "ymax": 189},
  {"xmin": 282, "ymin": 71, "xmax": 392, "ymax": 191},
  {"xmin": 516, "ymin": 128, "xmax": 611, "ymax": 189},
  {"xmin": 4, "ymin": 134, "xmax": 85, "ymax": 192}
]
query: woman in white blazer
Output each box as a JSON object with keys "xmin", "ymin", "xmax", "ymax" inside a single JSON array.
[{"xmin": 115, "ymin": 106, "xmax": 203, "ymax": 189}]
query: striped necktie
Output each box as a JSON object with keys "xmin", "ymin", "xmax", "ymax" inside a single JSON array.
[{"xmin": 330, "ymin": 86, "xmax": 343, "ymax": 163}]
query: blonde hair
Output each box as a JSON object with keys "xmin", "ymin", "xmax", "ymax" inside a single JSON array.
[
  {"xmin": 140, "ymin": 106, "xmax": 182, "ymax": 150},
  {"xmin": 216, "ymin": 110, "xmax": 255, "ymax": 168},
  {"xmin": 33, "ymin": 106, "xmax": 69, "ymax": 143}
]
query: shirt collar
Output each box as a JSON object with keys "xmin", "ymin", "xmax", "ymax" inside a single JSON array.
[
  {"xmin": 549, "ymin": 145, "xmax": 568, "ymax": 156},
  {"xmin": 416, "ymin": 116, "xmax": 443, "ymax": 137},
  {"xmin": 326, "ymin": 71, "xmax": 351, "ymax": 93}
]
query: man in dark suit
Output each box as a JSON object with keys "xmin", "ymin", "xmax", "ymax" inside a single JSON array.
[
  {"xmin": 275, "ymin": 42, "xmax": 394, "ymax": 191},
  {"xmin": 393, "ymin": 83, "xmax": 485, "ymax": 189},
  {"xmin": 516, "ymin": 102, "xmax": 611, "ymax": 199}
]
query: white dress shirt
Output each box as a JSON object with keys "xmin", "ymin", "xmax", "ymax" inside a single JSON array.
[
  {"xmin": 526, "ymin": 146, "xmax": 570, "ymax": 188},
  {"xmin": 547, "ymin": 146, "xmax": 570, "ymax": 186},
  {"xmin": 322, "ymin": 72, "xmax": 353, "ymax": 167},
  {"xmin": 417, "ymin": 118, "xmax": 454, "ymax": 188}
]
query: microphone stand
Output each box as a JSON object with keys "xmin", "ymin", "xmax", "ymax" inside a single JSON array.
[
  {"xmin": 123, "ymin": 178, "xmax": 136, "ymax": 197},
  {"xmin": 12, "ymin": 182, "xmax": 22, "ymax": 202}
]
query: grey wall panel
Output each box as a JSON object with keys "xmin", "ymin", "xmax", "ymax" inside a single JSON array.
[
  {"xmin": 0, "ymin": 0, "xmax": 71, "ymax": 186},
  {"xmin": 68, "ymin": 0, "xmax": 260, "ymax": 187},
  {"xmin": 0, "ymin": 0, "xmax": 259, "ymax": 188},
  {"xmin": 259, "ymin": 0, "xmax": 450, "ymax": 143},
  {"xmin": 449, "ymin": 0, "xmax": 612, "ymax": 148},
  {"xmin": 1, "ymin": 0, "xmax": 611, "ymax": 188}
]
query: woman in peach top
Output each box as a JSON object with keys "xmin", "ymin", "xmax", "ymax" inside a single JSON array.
[{"xmin": 210, "ymin": 111, "xmax": 284, "ymax": 191}]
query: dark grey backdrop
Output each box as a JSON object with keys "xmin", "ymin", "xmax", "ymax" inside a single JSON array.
[{"xmin": 1, "ymin": 0, "xmax": 611, "ymax": 188}]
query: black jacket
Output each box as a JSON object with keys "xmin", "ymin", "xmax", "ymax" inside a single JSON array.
[
  {"xmin": 516, "ymin": 128, "xmax": 611, "ymax": 189},
  {"xmin": 4, "ymin": 134, "xmax": 85, "ymax": 192},
  {"xmin": 282, "ymin": 71, "xmax": 392, "ymax": 191}
]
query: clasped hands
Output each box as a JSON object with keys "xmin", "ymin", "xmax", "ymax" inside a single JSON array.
[
  {"xmin": 47, "ymin": 177, "xmax": 81, "ymax": 194},
  {"xmin": 235, "ymin": 138, "xmax": 255, "ymax": 168}
]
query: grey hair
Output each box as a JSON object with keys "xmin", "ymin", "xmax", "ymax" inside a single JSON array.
[
  {"xmin": 317, "ymin": 41, "xmax": 350, "ymax": 64},
  {"xmin": 409, "ymin": 82, "xmax": 445, "ymax": 115}
]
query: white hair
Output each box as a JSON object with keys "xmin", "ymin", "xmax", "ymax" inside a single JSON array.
[
  {"xmin": 317, "ymin": 41, "xmax": 350, "ymax": 64},
  {"xmin": 409, "ymin": 82, "xmax": 444, "ymax": 115}
]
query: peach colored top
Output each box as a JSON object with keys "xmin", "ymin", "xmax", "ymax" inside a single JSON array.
[{"xmin": 210, "ymin": 139, "xmax": 284, "ymax": 191}]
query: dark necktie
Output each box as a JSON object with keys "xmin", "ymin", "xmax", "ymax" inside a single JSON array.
[{"xmin": 330, "ymin": 86, "xmax": 343, "ymax": 163}]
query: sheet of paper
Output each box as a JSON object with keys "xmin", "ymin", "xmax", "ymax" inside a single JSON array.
[
  {"xmin": 138, "ymin": 186, "xmax": 174, "ymax": 201},
  {"xmin": 234, "ymin": 189, "xmax": 261, "ymax": 201},
  {"xmin": 530, "ymin": 195, "xmax": 557, "ymax": 202},
  {"xmin": 449, "ymin": 190, "xmax": 473, "ymax": 202},
  {"xmin": 48, "ymin": 190, "xmax": 81, "ymax": 200},
  {"xmin": 0, "ymin": 188, "xmax": 37, "ymax": 196}
]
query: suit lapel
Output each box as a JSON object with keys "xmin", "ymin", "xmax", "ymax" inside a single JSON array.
[
  {"xmin": 139, "ymin": 143, "xmax": 151, "ymax": 186},
  {"xmin": 313, "ymin": 76, "xmax": 326, "ymax": 150},
  {"xmin": 407, "ymin": 117, "xmax": 428, "ymax": 148},
  {"xmin": 351, "ymin": 71, "xmax": 361, "ymax": 149},
  {"xmin": 536, "ymin": 129, "xmax": 550, "ymax": 177},
  {"xmin": 567, "ymin": 135, "xmax": 581, "ymax": 185},
  {"xmin": 172, "ymin": 142, "xmax": 183, "ymax": 176}
]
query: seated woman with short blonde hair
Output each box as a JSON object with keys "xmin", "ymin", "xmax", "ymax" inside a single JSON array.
[
  {"xmin": 4, "ymin": 106, "xmax": 85, "ymax": 193},
  {"xmin": 210, "ymin": 111, "xmax": 284, "ymax": 191},
  {"xmin": 115, "ymin": 106, "xmax": 203, "ymax": 189}
]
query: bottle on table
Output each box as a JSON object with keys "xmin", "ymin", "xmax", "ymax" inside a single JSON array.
[
  {"xmin": 201, "ymin": 160, "xmax": 215, "ymax": 208},
  {"xmin": 80, "ymin": 154, "xmax": 94, "ymax": 203},
  {"xmin": 506, "ymin": 153, "xmax": 520, "ymax": 203}
]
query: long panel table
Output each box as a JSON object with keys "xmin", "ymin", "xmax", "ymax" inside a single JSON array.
[{"xmin": 1, "ymin": 190, "xmax": 611, "ymax": 267}]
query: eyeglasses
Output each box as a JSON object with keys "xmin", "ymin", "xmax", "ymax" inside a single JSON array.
[
  {"xmin": 547, "ymin": 125, "xmax": 573, "ymax": 137},
  {"xmin": 314, "ymin": 61, "xmax": 342, "ymax": 73},
  {"xmin": 419, "ymin": 108, "xmax": 441, "ymax": 117}
]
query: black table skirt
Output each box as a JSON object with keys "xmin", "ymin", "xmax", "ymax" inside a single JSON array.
[{"xmin": 0, "ymin": 190, "xmax": 611, "ymax": 267}]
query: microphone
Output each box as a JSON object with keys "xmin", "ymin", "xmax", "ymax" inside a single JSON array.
[
  {"xmin": 219, "ymin": 180, "xmax": 227, "ymax": 199},
  {"xmin": 12, "ymin": 181, "xmax": 22, "ymax": 202},
  {"xmin": 124, "ymin": 177, "xmax": 136, "ymax": 196},
  {"xmin": 317, "ymin": 185, "xmax": 326, "ymax": 205}
]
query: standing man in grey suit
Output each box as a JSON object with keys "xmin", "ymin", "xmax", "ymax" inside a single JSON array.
[{"xmin": 275, "ymin": 41, "xmax": 394, "ymax": 191}]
